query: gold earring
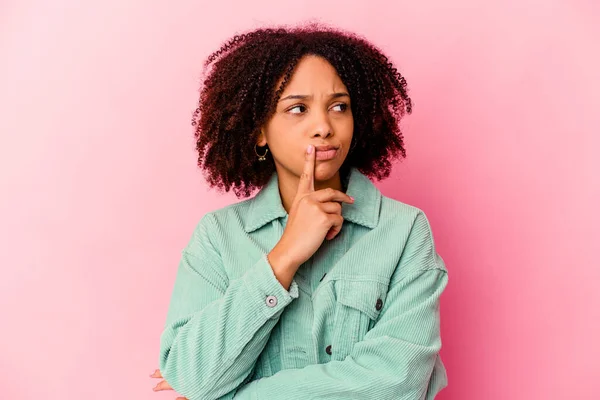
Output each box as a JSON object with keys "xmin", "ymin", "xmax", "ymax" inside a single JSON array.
[{"xmin": 254, "ymin": 143, "xmax": 269, "ymax": 161}]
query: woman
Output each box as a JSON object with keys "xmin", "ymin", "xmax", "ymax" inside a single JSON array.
[{"xmin": 150, "ymin": 23, "xmax": 449, "ymax": 400}]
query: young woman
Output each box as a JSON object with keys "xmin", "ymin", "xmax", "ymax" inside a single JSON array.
[{"xmin": 150, "ymin": 23, "xmax": 449, "ymax": 400}]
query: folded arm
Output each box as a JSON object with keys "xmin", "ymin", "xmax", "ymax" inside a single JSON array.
[{"xmin": 159, "ymin": 213, "xmax": 299, "ymax": 400}]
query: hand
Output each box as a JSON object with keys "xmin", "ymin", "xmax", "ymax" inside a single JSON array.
[
  {"xmin": 270, "ymin": 144, "xmax": 354, "ymax": 269},
  {"xmin": 150, "ymin": 369, "xmax": 188, "ymax": 400}
]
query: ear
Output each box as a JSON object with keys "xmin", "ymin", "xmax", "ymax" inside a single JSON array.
[{"xmin": 256, "ymin": 129, "xmax": 268, "ymax": 147}]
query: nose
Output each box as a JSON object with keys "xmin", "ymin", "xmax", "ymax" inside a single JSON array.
[
  {"xmin": 311, "ymin": 110, "xmax": 333, "ymax": 138},
  {"xmin": 312, "ymin": 129, "xmax": 332, "ymax": 139}
]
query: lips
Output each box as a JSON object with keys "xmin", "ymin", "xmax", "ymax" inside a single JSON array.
[
  {"xmin": 314, "ymin": 145, "xmax": 339, "ymax": 161},
  {"xmin": 314, "ymin": 145, "xmax": 339, "ymax": 152}
]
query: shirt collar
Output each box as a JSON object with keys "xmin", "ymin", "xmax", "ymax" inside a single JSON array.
[{"xmin": 244, "ymin": 166, "xmax": 382, "ymax": 233}]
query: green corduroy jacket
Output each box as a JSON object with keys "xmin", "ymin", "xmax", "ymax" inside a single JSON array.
[{"xmin": 158, "ymin": 166, "xmax": 449, "ymax": 399}]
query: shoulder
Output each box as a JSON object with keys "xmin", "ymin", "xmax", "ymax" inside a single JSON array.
[
  {"xmin": 203, "ymin": 197, "xmax": 254, "ymax": 226},
  {"xmin": 379, "ymin": 194, "xmax": 434, "ymax": 235},
  {"xmin": 377, "ymin": 194, "xmax": 446, "ymax": 273},
  {"xmin": 186, "ymin": 197, "xmax": 256, "ymax": 251}
]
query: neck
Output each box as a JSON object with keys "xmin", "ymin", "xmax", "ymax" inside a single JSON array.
[{"xmin": 276, "ymin": 166, "xmax": 345, "ymax": 214}]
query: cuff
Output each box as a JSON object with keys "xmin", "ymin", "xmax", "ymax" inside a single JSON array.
[{"xmin": 242, "ymin": 253, "xmax": 299, "ymax": 319}]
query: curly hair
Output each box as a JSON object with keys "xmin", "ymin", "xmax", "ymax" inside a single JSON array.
[{"xmin": 191, "ymin": 22, "xmax": 413, "ymax": 198}]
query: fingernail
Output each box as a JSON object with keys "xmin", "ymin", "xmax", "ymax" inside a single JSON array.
[
  {"xmin": 349, "ymin": 196, "xmax": 354, "ymax": 201},
  {"xmin": 307, "ymin": 145, "xmax": 313, "ymax": 154}
]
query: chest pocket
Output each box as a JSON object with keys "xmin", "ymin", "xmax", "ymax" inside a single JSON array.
[{"xmin": 329, "ymin": 279, "xmax": 389, "ymax": 362}]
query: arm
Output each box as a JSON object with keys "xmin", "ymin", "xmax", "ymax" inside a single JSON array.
[
  {"xmin": 233, "ymin": 212, "xmax": 449, "ymax": 400},
  {"xmin": 158, "ymin": 213, "xmax": 299, "ymax": 400}
]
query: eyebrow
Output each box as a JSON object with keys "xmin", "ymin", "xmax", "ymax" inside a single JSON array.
[{"xmin": 278, "ymin": 92, "xmax": 350, "ymax": 102}]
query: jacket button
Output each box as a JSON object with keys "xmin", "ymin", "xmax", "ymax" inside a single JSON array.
[
  {"xmin": 375, "ymin": 298, "xmax": 383, "ymax": 311},
  {"xmin": 266, "ymin": 295, "xmax": 278, "ymax": 307},
  {"xmin": 325, "ymin": 345, "xmax": 332, "ymax": 355}
]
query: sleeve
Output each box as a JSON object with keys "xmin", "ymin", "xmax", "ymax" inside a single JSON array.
[
  {"xmin": 158, "ymin": 213, "xmax": 300, "ymax": 400},
  {"xmin": 232, "ymin": 212, "xmax": 449, "ymax": 400}
]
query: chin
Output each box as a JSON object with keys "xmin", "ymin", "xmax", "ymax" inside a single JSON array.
[{"xmin": 313, "ymin": 162, "xmax": 341, "ymax": 181}]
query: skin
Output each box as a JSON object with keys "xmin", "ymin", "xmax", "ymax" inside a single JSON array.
[
  {"xmin": 151, "ymin": 54, "xmax": 357, "ymax": 398},
  {"xmin": 256, "ymin": 54, "xmax": 354, "ymax": 214}
]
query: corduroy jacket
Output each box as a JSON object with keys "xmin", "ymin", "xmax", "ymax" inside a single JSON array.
[{"xmin": 158, "ymin": 166, "xmax": 449, "ymax": 399}]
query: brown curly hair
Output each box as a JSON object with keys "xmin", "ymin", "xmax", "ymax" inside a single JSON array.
[{"xmin": 191, "ymin": 22, "xmax": 413, "ymax": 198}]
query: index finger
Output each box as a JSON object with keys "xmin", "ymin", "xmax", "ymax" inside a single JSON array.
[{"xmin": 297, "ymin": 144, "xmax": 315, "ymax": 195}]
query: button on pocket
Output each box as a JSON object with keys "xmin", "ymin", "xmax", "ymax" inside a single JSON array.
[
  {"xmin": 336, "ymin": 280, "xmax": 388, "ymax": 321},
  {"xmin": 329, "ymin": 279, "xmax": 389, "ymax": 361}
]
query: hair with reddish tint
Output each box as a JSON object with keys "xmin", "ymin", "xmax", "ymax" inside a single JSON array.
[{"xmin": 192, "ymin": 23, "xmax": 412, "ymax": 198}]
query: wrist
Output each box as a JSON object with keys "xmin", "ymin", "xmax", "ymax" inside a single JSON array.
[{"xmin": 268, "ymin": 243, "xmax": 299, "ymax": 273}]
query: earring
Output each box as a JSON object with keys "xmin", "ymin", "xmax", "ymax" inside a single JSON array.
[{"xmin": 254, "ymin": 143, "xmax": 269, "ymax": 161}]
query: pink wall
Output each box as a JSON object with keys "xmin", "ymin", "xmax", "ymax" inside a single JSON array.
[{"xmin": 1, "ymin": 1, "xmax": 598, "ymax": 399}]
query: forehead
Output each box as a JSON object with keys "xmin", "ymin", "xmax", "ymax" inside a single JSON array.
[{"xmin": 280, "ymin": 55, "xmax": 347, "ymax": 93}]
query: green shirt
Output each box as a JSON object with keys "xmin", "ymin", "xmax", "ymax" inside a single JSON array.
[{"xmin": 158, "ymin": 166, "xmax": 449, "ymax": 399}]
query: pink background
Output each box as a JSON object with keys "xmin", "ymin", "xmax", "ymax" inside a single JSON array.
[{"xmin": 1, "ymin": 1, "xmax": 598, "ymax": 399}]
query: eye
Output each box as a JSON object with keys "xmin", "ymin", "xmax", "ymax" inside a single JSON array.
[
  {"xmin": 288, "ymin": 104, "xmax": 307, "ymax": 114},
  {"xmin": 331, "ymin": 103, "xmax": 349, "ymax": 112}
]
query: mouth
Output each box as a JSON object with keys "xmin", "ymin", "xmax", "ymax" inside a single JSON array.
[
  {"xmin": 314, "ymin": 145, "xmax": 340, "ymax": 161},
  {"xmin": 314, "ymin": 145, "xmax": 339, "ymax": 152}
]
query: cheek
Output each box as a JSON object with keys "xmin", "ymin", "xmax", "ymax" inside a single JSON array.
[
  {"xmin": 266, "ymin": 119, "xmax": 303, "ymax": 147},
  {"xmin": 271, "ymin": 140, "xmax": 304, "ymax": 160},
  {"xmin": 265, "ymin": 129, "xmax": 305, "ymax": 161},
  {"xmin": 336, "ymin": 119, "xmax": 354, "ymax": 148}
]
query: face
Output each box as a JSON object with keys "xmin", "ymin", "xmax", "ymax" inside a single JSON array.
[{"xmin": 257, "ymin": 55, "xmax": 354, "ymax": 183}]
